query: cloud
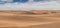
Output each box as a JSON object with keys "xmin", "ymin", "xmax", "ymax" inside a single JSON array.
[{"xmin": 0, "ymin": 0, "xmax": 60, "ymax": 10}]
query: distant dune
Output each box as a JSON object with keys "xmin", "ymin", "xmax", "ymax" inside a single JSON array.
[{"xmin": 0, "ymin": 10, "xmax": 59, "ymax": 28}]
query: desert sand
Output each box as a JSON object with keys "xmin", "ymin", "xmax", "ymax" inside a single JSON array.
[{"xmin": 0, "ymin": 10, "xmax": 60, "ymax": 28}]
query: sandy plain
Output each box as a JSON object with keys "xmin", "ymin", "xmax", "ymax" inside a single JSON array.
[{"xmin": 0, "ymin": 10, "xmax": 60, "ymax": 28}]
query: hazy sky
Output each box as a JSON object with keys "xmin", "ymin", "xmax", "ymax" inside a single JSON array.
[{"xmin": 0, "ymin": 0, "xmax": 60, "ymax": 10}]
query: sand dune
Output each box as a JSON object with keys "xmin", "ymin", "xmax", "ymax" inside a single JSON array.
[
  {"xmin": 0, "ymin": 10, "xmax": 59, "ymax": 28},
  {"xmin": 22, "ymin": 22, "xmax": 60, "ymax": 28}
]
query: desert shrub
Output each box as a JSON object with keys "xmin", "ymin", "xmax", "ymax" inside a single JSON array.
[
  {"xmin": 42, "ymin": 12, "xmax": 48, "ymax": 14},
  {"xmin": 11, "ymin": 11, "xmax": 36, "ymax": 15},
  {"xmin": 51, "ymin": 11, "xmax": 57, "ymax": 14},
  {"xmin": 25, "ymin": 12, "xmax": 35, "ymax": 14}
]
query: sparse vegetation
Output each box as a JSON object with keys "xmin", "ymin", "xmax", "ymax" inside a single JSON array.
[
  {"xmin": 42, "ymin": 13, "xmax": 48, "ymax": 14},
  {"xmin": 25, "ymin": 11, "xmax": 36, "ymax": 14},
  {"xmin": 42, "ymin": 12, "xmax": 48, "ymax": 14},
  {"xmin": 51, "ymin": 11, "xmax": 57, "ymax": 14}
]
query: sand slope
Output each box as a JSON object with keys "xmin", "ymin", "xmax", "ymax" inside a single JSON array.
[{"xmin": 0, "ymin": 10, "xmax": 59, "ymax": 28}]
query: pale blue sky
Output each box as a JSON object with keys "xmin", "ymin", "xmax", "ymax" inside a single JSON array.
[{"xmin": 0, "ymin": 0, "xmax": 60, "ymax": 10}]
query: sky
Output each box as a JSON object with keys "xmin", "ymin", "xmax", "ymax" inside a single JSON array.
[{"xmin": 0, "ymin": 0, "xmax": 60, "ymax": 10}]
